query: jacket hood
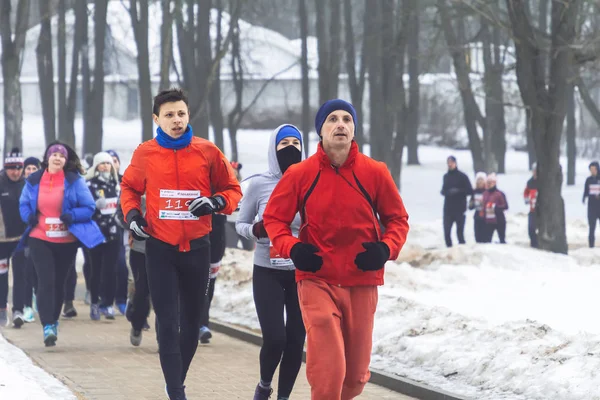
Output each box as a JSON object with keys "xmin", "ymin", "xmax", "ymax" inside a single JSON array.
[
  {"xmin": 267, "ymin": 124, "xmax": 305, "ymax": 178},
  {"xmin": 85, "ymin": 151, "xmax": 120, "ymax": 190}
]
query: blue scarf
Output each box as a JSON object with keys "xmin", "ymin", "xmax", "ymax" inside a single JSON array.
[{"xmin": 155, "ymin": 125, "xmax": 193, "ymax": 150}]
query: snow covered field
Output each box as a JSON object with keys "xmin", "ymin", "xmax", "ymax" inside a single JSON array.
[{"xmin": 3, "ymin": 115, "xmax": 600, "ymax": 399}]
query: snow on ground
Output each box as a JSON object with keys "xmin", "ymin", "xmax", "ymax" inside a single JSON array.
[
  {"xmin": 4, "ymin": 115, "xmax": 600, "ymax": 399},
  {"xmin": 0, "ymin": 334, "xmax": 77, "ymax": 400}
]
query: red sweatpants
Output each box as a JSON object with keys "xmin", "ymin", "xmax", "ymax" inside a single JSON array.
[{"xmin": 298, "ymin": 279, "xmax": 378, "ymax": 400}]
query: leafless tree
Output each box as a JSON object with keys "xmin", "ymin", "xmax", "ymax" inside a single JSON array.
[
  {"xmin": 159, "ymin": 0, "xmax": 173, "ymax": 91},
  {"xmin": 315, "ymin": 0, "xmax": 341, "ymax": 105},
  {"xmin": 0, "ymin": 0, "xmax": 30, "ymax": 153},
  {"xmin": 299, "ymin": 0, "xmax": 311, "ymax": 155},
  {"xmin": 506, "ymin": 0, "xmax": 578, "ymax": 254},
  {"xmin": 83, "ymin": 0, "xmax": 109, "ymax": 156},
  {"xmin": 36, "ymin": 0, "xmax": 56, "ymax": 146},
  {"xmin": 127, "ymin": 0, "xmax": 153, "ymax": 142}
]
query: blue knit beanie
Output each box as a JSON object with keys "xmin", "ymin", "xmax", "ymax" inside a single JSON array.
[
  {"xmin": 105, "ymin": 149, "xmax": 120, "ymax": 163},
  {"xmin": 314, "ymin": 99, "xmax": 357, "ymax": 137},
  {"xmin": 275, "ymin": 125, "xmax": 302, "ymax": 145}
]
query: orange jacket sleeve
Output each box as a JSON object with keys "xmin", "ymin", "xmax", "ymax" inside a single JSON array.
[
  {"xmin": 374, "ymin": 163, "xmax": 409, "ymax": 260},
  {"xmin": 210, "ymin": 148, "xmax": 243, "ymax": 215},
  {"xmin": 263, "ymin": 168, "xmax": 302, "ymax": 258},
  {"xmin": 121, "ymin": 145, "xmax": 147, "ymax": 222}
]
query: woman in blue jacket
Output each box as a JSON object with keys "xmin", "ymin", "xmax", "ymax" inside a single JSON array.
[{"xmin": 18, "ymin": 142, "xmax": 104, "ymax": 346}]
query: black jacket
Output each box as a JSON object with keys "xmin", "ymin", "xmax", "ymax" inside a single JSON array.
[
  {"xmin": 0, "ymin": 172, "xmax": 26, "ymax": 241},
  {"xmin": 583, "ymin": 174, "xmax": 600, "ymax": 213},
  {"xmin": 441, "ymin": 168, "xmax": 473, "ymax": 214},
  {"xmin": 87, "ymin": 174, "xmax": 121, "ymax": 242}
]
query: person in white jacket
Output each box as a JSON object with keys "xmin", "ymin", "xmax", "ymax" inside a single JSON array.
[{"xmin": 236, "ymin": 125, "xmax": 306, "ymax": 400}]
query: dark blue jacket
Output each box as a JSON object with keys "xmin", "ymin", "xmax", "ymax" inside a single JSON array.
[{"xmin": 16, "ymin": 170, "xmax": 105, "ymax": 251}]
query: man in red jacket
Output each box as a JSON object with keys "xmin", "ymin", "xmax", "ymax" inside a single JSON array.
[
  {"xmin": 121, "ymin": 89, "xmax": 241, "ymax": 400},
  {"xmin": 263, "ymin": 99, "xmax": 409, "ymax": 400}
]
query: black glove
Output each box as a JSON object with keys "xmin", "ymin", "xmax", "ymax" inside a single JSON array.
[
  {"xmin": 188, "ymin": 195, "xmax": 226, "ymax": 217},
  {"xmin": 127, "ymin": 212, "xmax": 150, "ymax": 241},
  {"xmin": 290, "ymin": 243, "xmax": 323, "ymax": 273},
  {"xmin": 354, "ymin": 242, "xmax": 390, "ymax": 272},
  {"xmin": 27, "ymin": 214, "xmax": 38, "ymax": 228},
  {"xmin": 252, "ymin": 220, "xmax": 268, "ymax": 239},
  {"xmin": 59, "ymin": 213, "xmax": 74, "ymax": 227}
]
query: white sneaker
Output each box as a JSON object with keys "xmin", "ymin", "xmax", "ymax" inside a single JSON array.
[
  {"xmin": 23, "ymin": 307, "xmax": 35, "ymax": 323},
  {"xmin": 12, "ymin": 311, "xmax": 24, "ymax": 328}
]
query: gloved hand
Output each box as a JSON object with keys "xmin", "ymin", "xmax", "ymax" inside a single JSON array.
[
  {"xmin": 188, "ymin": 196, "xmax": 226, "ymax": 217},
  {"xmin": 128, "ymin": 214, "xmax": 150, "ymax": 241},
  {"xmin": 354, "ymin": 242, "xmax": 390, "ymax": 272},
  {"xmin": 252, "ymin": 220, "xmax": 268, "ymax": 239},
  {"xmin": 290, "ymin": 243, "xmax": 323, "ymax": 273},
  {"xmin": 59, "ymin": 213, "xmax": 74, "ymax": 227},
  {"xmin": 96, "ymin": 197, "xmax": 107, "ymax": 209},
  {"xmin": 27, "ymin": 214, "xmax": 38, "ymax": 228}
]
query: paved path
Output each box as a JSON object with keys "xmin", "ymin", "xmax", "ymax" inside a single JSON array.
[{"xmin": 1, "ymin": 299, "xmax": 414, "ymax": 399}]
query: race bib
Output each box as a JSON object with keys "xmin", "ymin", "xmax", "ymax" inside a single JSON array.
[
  {"xmin": 100, "ymin": 197, "xmax": 118, "ymax": 215},
  {"xmin": 531, "ymin": 193, "xmax": 537, "ymax": 209},
  {"xmin": 158, "ymin": 189, "xmax": 200, "ymax": 220},
  {"xmin": 474, "ymin": 193, "xmax": 484, "ymax": 210},
  {"xmin": 269, "ymin": 246, "xmax": 294, "ymax": 268},
  {"xmin": 45, "ymin": 217, "xmax": 69, "ymax": 238},
  {"xmin": 485, "ymin": 203, "xmax": 496, "ymax": 220},
  {"xmin": 591, "ymin": 184, "xmax": 600, "ymax": 196},
  {"xmin": 0, "ymin": 259, "xmax": 7, "ymax": 275}
]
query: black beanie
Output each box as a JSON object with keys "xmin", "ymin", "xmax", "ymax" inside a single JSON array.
[{"xmin": 24, "ymin": 156, "xmax": 41, "ymax": 170}]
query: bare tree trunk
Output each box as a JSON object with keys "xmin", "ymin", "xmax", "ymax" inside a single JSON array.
[
  {"xmin": 328, "ymin": 0, "xmax": 341, "ymax": 99},
  {"xmin": 84, "ymin": 0, "xmax": 109, "ymax": 156},
  {"xmin": 129, "ymin": 0, "xmax": 153, "ymax": 142},
  {"xmin": 406, "ymin": 0, "xmax": 420, "ymax": 165},
  {"xmin": 227, "ymin": 9, "xmax": 242, "ymax": 162},
  {"xmin": 66, "ymin": 0, "xmax": 85, "ymax": 147},
  {"xmin": 566, "ymin": 82, "xmax": 576, "ymax": 186},
  {"xmin": 380, "ymin": 0, "xmax": 398, "ymax": 168},
  {"xmin": 538, "ymin": 0, "xmax": 549, "ymax": 79},
  {"xmin": 367, "ymin": 1, "xmax": 384, "ymax": 161},
  {"xmin": 506, "ymin": 0, "xmax": 576, "ymax": 254},
  {"xmin": 490, "ymin": 16, "xmax": 507, "ymax": 173},
  {"xmin": 159, "ymin": 0, "xmax": 173, "ymax": 91},
  {"xmin": 209, "ymin": 1, "xmax": 225, "ymax": 151},
  {"xmin": 438, "ymin": 0, "xmax": 485, "ymax": 172},
  {"xmin": 57, "ymin": 0, "xmax": 70, "ymax": 145},
  {"xmin": 81, "ymin": 0, "xmax": 92, "ymax": 156},
  {"xmin": 37, "ymin": 0, "xmax": 56, "ymax": 147},
  {"xmin": 526, "ymin": 108, "xmax": 536, "ymax": 168},
  {"xmin": 193, "ymin": 0, "xmax": 212, "ymax": 139},
  {"xmin": 343, "ymin": 0, "xmax": 366, "ymax": 152},
  {"xmin": 390, "ymin": 0, "xmax": 411, "ymax": 189},
  {"xmin": 175, "ymin": 0, "xmax": 200, "ymax": 130},
  {"xmin": 575, "ymin": 76, "xmax": 600, "ymax": 128},
  {"xmin": 299, "ymin": 0, "xmax": 311, "ymax": 155},
  {"xmin": 315, "ymin": 0, "xmax": 328, "ymax": 105},
  {"xmin": 481, "ymin": 17, "xmax": 497, "ymax": 173},
  {"xmin": 1, "ymin": 0, "xmax": 30, "ymax": 153}
]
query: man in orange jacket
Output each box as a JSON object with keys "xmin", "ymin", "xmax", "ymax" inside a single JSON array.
[
  {"xmin": 120, "ymin": 88, "xmax": 242, "ymax": 400},
  {"xmin": 263, "ymin": 99, "xmax": 409, "ymax": 400}
]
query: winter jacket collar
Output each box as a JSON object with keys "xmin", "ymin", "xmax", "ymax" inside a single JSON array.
[
  {"xmin": 27, "ymin": 169, "xmax": 80, "ymax": 186},
  {"xmin": 317, "ymin": 140, "xmax": 359, "ymax": 169}
]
